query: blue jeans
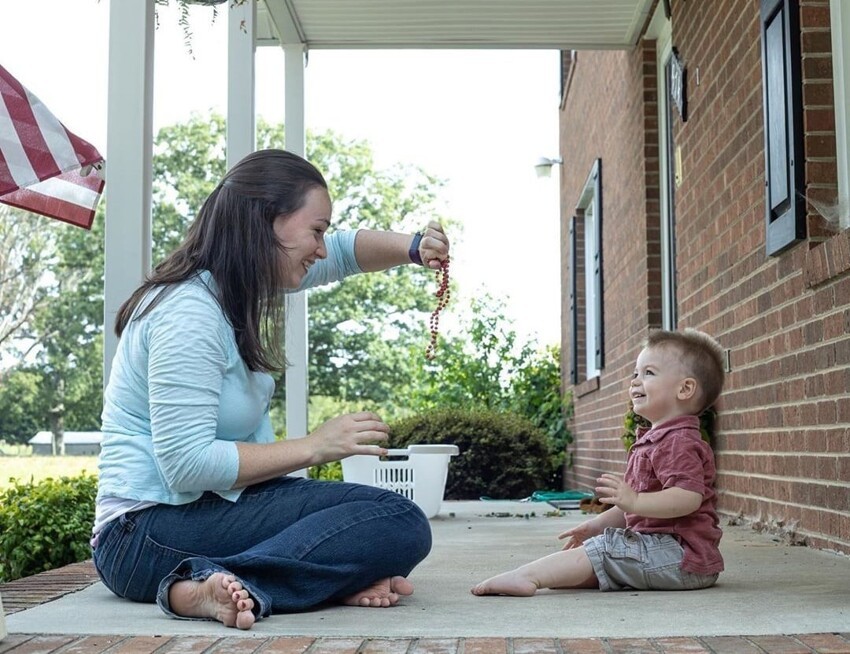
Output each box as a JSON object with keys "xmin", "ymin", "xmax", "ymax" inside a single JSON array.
[{"xmin": 92, "ymin": 477, "xmax": 432, "ymax": 619}]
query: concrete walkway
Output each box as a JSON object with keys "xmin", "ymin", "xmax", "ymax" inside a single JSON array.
[{"xmin": 3, "ymin": 500, "xmax": 850, "ymax": 644}]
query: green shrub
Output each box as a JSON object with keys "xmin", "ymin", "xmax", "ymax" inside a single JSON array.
[
  {"xmin": 308, "ymin": 460, "xmax": 343, "ymax": 481},
  {"xmin": 0, "ymin": 473, "xmax": 97, "ymax": 583},
  {"xmin": 389, "ymin": 408, "xmax": 550, "ymax": 500}
]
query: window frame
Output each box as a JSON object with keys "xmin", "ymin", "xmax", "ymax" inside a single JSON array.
[
  {"xmin": 760, "ymin": 0, "xmax": 806, "ymax": 255},
  {"xmin": 569, "ymin": 158, "xmax": 604, "ymax": 385}
]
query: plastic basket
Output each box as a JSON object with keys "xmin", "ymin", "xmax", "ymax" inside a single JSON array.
[{"xmin": 342, "ymin": 444, "xmax": 459, "ymax": 518}]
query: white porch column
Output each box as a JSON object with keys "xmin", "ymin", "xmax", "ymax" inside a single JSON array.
[
  {"xmin": 284, "ymin": 45, "xmax": 309, "ymax": 452},
  {"xmin": 227, "ymin": 0, "xmax": 256, "ymax": 169},
  {"xmin": 104, "ymin": 0, "xmax": 155, "ymax": 385}
]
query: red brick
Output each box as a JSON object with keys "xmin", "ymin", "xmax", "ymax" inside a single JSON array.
[
  {"xmin": 461, "ymin": 638, "xmax": 508, "ymax": 654},
  {"xmin": 559, "ymin": 639, "xmax": 608, "ymax": 654},
  {"xmin": 653, "ymin": 637, "xmax": 712, "ymax": 652},
  {"xmin": 699, "ymin": 636, "xmax": 763, "ymax": 653},
  {"xmin": 156, "ymin": 637, "xmax": 222, "ymax": 653},
  {"xmin": 747, "ymin": 635, "xmax": 816, "ymax": 653},
  {"xmin": 110, "ymin": 637, "xmax": 175, "ymax": 654},
  {"xmin": 796, "ymin": 633, "xmax": 850, "ymax": 653},
  {"xmin": 261, "ymin": 638, "xmax": 316, "ymax": 654},
  {"xmin": 512, "ymin": 639, "xmax": 558, "ymax": 654},
  {"xmin": 205, "ymin": 639, "xmax": 265, "ymax": 654},
  {"xmin": 357, "ymin": 640, "xmax": 411, "ymax": 654},
  {"xmin": 303, "ymin": 639, "xmax": 365, "ymax": 654},
  {"xmin": 408, "ymin": 639, "xmax": 458, "ymax": 654},
  {"xmin": 0, "ymin": 636, "xmax": 76, "ymax": 654}
]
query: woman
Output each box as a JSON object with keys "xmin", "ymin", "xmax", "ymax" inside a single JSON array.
[{"xmin": 92, "ymin": 148, "xmax": 450, "ymax": 630}]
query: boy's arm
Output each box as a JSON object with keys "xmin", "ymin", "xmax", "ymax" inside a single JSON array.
[{"xmin": 596, "ymin": 473, "xmax": 702, "ymax": 519}]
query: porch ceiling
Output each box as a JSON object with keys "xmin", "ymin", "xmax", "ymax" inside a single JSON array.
[{"xmin": 257, "ymin": 0, "xmax": 657, "ymax": 50}]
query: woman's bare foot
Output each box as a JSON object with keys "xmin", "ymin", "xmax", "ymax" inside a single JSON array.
[
  {"xmin": 343, "ymin": 576, "xmax": 414, "ymax": 607},
  {"xmin": 168, "ymin": 573, "xmax": 256, "ymax": 629},
  {"xmin": 470, "ymin": 570, "xmax": 538, "ymax": 597}
]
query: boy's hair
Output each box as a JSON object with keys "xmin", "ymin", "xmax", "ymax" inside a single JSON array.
[{"xmin": 645, "ymin": 328, "xmax": 725, "ymax": 412}]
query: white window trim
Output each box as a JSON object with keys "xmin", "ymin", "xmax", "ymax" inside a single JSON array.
[
  {"xmin": 648, "ymin": 5, "xmax": 679, "ymax": 329},
  {"xmin": 830, "ymin": 0, "xmax": 850, "ymax": 229},
  {"xmin": 576, "ymin": 163, "xmax": 601, "ymax": 380}
]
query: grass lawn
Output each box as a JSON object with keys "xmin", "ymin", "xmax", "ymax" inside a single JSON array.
[{"xmin": 0, "ymin": 454, "xmax": 98, "ymax": 490}]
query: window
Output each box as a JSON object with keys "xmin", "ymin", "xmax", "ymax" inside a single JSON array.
[
  {"xmin": 569, "ymin": 159, "xmax": 604, "ymax": 385},
  {"xmin": 760, "ymin": 0, "xmax": 806, "ymax": 255}
]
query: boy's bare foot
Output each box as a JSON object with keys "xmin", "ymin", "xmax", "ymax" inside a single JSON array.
[
  {"xmin": 169, "ymin": 572, "xmax": 256, "ymax": 629},
  {"xmin": 343, "ymin": 576, "xmax": 414, "ymax": 607},
  {"xmin": 470, "ymin": 571, "xmax": 538, "ymax": 597}
]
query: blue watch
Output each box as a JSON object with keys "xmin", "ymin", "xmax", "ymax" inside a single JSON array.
[{"xmin": 409, "ymin": 232, "xmax": 424, "ymax": 266}]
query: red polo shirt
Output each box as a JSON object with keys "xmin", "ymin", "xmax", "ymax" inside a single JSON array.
[{"xmin": 626, "ymin": 415, "xmax": 724, "ymax": 575}]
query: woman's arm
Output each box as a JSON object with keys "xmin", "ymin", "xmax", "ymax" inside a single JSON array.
[
  {"xmin": 354, "ymin": 220, "xmax": 449, "ymax": 272},
  {"xmin": 231, "ymin": 411, "xmax": 390, "ymax": 488}
]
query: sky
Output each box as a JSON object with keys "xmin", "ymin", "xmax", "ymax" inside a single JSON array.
[{"xmin": 0, "ymin": 0, "xmax": 563, "ymax": 348}]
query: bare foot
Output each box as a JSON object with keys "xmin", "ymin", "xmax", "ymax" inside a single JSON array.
[
  {"xmin": 343, "ymin": 576, "xmax": 414, "ymax": 607},
  {"xmin": 168, "ymin": 572, "xmax": 256, "ymax": 629},
  {"xmin": 470, "ymin": 570, "xmax": 538, "ymax": 597}
]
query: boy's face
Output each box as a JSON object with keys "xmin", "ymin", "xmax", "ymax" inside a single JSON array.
[{"xmin": 630, "ymin": 346, "xmax": 695, "ymax": 425}]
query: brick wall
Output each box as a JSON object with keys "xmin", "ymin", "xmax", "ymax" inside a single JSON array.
[
  {"xmin": 560, "ymin": 42, "xmax": 662, "ymax": 489},
  {"xmin": 560, "ymin": 0, "xmax": 850, "ymax": 555}
]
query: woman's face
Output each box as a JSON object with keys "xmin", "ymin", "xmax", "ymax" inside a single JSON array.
[{"xmin": 273, "ymin": 186, "xmax": 331, "ymax": 289}]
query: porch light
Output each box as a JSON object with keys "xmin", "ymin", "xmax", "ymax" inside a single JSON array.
[{"xmin": 534, "ymin": 156, "xmax": 563, "ymax": 178}]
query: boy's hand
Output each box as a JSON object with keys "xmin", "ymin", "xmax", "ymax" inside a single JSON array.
[
  {"xmin": 595, "ymin": 473, "xmax": 639, "ymax": 513},
  {"xmin": 558, "ymin": 521, "xmax": 598, "ymax": 550}
]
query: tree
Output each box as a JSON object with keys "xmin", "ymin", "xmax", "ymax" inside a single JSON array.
[
  {"xmin": 0, "ymin": 207, "xmax": 58, "ymax": 359},
  {"xmin": 26, "ymin": 210, "xmax": 107, "ymax": 450},
  {"xmin": 0, "ymin": 113, "xmax": 449, "ymax": 442},
  {"xmin": 404, "ymin": 294, "xmax": 533, "ymax": 413}
]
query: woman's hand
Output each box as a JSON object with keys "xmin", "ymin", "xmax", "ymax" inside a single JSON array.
[
  {"xmin": 306, "ymin": 411, "xmax": 390, "ymax": 465},
  {"xmin": 419, "ymin": 220, "xmax": 450, "ymax": 270}
]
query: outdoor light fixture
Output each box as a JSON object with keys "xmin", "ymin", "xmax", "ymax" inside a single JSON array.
[{"xmin": 534, "ymin": 156, "xmax": 563, "ymax": 178}]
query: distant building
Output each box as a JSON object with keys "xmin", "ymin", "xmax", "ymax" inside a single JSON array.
[{"xmin": 29, "ymin": 431, "xmax": 102, "ymax": 456}]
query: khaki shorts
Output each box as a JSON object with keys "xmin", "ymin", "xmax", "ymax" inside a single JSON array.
[{"xmin": 583, "ymin": 528, "xmax": 719, "ymax": 591}]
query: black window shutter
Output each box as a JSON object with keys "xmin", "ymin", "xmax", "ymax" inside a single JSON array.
[
  {"xmin": 569, "ymin": 216, "xmax": 578, "ymax": 385},
  {"xmin": 593, "ymin": 159, "xmax": 604, "ymax": 371},
  {"xmin": 761, "ymin": 0, "xmax": 805, "ymax": 255}
]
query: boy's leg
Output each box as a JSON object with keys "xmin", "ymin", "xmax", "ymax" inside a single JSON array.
[{"xmin": 471, "ymin": 546, "xmax": 597, "ymax": 596}]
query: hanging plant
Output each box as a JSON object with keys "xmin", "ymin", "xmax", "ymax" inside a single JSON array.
[{"xmin": 154, "ymin": 0, "xmax": 249, "ymax": 56}]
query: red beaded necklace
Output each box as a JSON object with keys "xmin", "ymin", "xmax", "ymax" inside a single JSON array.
[{"xmin": 425, "ymin": 257, "xmax": 450, "ymax": 360}]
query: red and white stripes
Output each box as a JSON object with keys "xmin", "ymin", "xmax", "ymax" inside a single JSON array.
[{"xmin": 0, "ymin": 64, "xmax": 104, "ymax": 229}]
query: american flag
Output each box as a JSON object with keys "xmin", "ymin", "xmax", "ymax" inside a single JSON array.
[{"xmin": 0, "ymin": 64, "xmax": 104, "ymax": 230}]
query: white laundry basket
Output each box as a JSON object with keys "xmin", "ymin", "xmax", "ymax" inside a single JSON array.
[{"xmin": 342, "ymin": 444, "xmax": 459, "ymax": 518}]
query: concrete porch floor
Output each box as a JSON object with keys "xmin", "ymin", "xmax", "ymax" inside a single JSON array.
[{"xmin": 2, "ymin": 500, "xmax": 849, "ymax": 652}]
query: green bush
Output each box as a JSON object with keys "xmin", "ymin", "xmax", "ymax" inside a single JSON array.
[
  {"xmin": 308, "ymin": 460, "xmax": 343, "ymax": 481},
  {"xmin": 389, "ymin": 408, "xmax": 550, "ymax": 500},
  {"xmin": 0, "ymin": 473, "xmax": 97, "ymax": 583}
]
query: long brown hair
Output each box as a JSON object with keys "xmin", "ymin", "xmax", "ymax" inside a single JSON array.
[{"xmin": 115, "ymin": 149, "xmax": 328, "ymax": 372}]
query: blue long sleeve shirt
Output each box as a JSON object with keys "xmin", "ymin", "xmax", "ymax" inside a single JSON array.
[{"xmin": 96, "ymin": 230, "xmax": 361, "ymax": 506}]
